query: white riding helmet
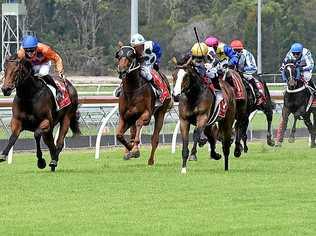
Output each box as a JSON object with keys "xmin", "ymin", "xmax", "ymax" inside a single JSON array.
[{"xmin": 130, "ymin": 33, "xmax": 145, "ymax": 46}]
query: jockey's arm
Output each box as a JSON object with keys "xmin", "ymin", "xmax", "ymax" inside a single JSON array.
[
  {"xmin": 44, "ymin": 47, "xmax": 64, "ymax": 75},
  {"xmin": 244, "ymin": 52, "xmax": 257, "ymax": 75},
  {"xmin": 224, "ymin": 45, "xmax": 239, "ymax": 67},
  {"xmin": 302, "ymin": 50, "xmax": 314, "ymax": 73}
]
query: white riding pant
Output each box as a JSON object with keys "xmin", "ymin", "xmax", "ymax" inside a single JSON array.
[{"xmin": 33, "ymin": 61, "xmax": 52, "ymax": 77}]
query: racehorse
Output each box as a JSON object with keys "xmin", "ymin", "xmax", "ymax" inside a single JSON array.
[
  {"xmin": 0, "ymin": 54, "xmax": 81, "ymax": 171},
  {"xmin": 275, "ymin": 62, "xmax": 316, "ymax": 147},
  {"xmin": 239, "ymin": 76, "xmax": 275, "ymax": 152},
  {"xmin": 115, "ymin": 46, "xmax": 173, "ymax": 165},
  {"xmin": 172, "ymin": 60, "xmax": 236, "ymax": 172}
]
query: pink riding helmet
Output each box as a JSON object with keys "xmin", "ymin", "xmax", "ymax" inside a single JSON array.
[{"xmin": 204, "ymin": 36, "xmax": 219, "ymax": 47}]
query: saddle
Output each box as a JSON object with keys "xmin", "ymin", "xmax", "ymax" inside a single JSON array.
[{"xmin": 41, "ymin": 75, "xmax": 71, "ymax": 110}]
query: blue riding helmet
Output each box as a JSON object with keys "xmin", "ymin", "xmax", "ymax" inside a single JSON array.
[
  {"xmin": 22, "ymin": 35, "xmax": 38, "ymax": 49},
  {"xmin": 290, "ymin": 43, "xmax": 303, "ymax": 53}
]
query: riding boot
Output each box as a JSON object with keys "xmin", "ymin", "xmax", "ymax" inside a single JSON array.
[{"xmin": 250, "ymin": 79, "xmax": 261, "ymax": 101}]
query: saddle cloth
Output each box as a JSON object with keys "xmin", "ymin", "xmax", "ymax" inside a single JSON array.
[
  {"xmin": 151, "ymin": 69, "xmax": 170, "ymax": 103},
  {"xmin": 47, "ymin": 78, "xmax": 71, "ymax": 110},
  {"xmin": 231, "ymin": 72, "xmax": 246, "ymax": 100}
]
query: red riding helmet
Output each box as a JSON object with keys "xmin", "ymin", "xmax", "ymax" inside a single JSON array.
[{"xmin": 230, "ymin": 40, "xmax": 244, "ymax": 50}]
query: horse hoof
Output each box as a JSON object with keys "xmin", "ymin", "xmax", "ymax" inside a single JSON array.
[
  {"xmin": 0, "ymin": 155, "xmax": 7, "ymax": 162},
  {"xmin": 123, "ymin": 152, "xmax": 130, "ymax": 160},
  {"xmin": 234, "ymin": 149, "xmax": 241, "ymax": 158},
  {"xmin": 288, "ymin": 137, "xmax": 295, "ymax": 143},
  {"xmin": 127, "ymin": 150, "xmax": 140, "ymax": 159},
  {"xmin": 244, "ymin": 146, "xmax": 248, "ymax": 153},
  {"xmin": 181, "ymin": 168, "xmax": 187, "ymax": 174},
  {"xmin": 274, "ymin": 142, "xmax": 282, "ymax": 148},
  {"xmin": 267, "ymin": 139, "xmax": 275, "ymax": 146},
  {"xmin": 211, "ymin": 153, "xmax": 222, "ymax": 160},
  {"xmin": 49, "ymin": 160, "xmax": 57, "ymax": 172},
  {"xmin": 37, "ymin": 159, "xmax": 46, "ymax": 169},
  {"xmin": 198, "ymin": 138, "xmax": 208, "ymax": 147},
  {"xmin": 189, "ymin": 155, "xmax": 197, "ymax": 161},
  {"xmin": 310, "ymin": 143, "xmax": 316, "ymax": 148},
  {"xmin": 148, "ymin": 159, "xmax": 155, "ymax": 165}
]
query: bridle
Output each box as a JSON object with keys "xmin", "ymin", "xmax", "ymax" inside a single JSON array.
[
  {"xmin": 116, "ymin": 46, "xmax": 140, "ymax": 79},
  {"xmin": 4, "ymin": 58, "xmax": 33, "ymax": 89}
]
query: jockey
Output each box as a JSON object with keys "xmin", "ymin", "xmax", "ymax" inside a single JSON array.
[
  {"xmin": 115, "ymin": 33, "xmax": 162, "ymax": 98},
  {"xmin": 204, "ymin": 36, "xmax": 239, "ymax": 71},
  {"xmin": 190, "ymin": 42, "xmax": 219, "ymax": 91},
  {"xmin": 17, "ymin": 35, "xmax": 64, "ymax": 98},
  {"xmin": 281, "ymin": 42, "xmax": 315, "ymax": 93},
  {"xmin": 144, "ymin": 40, "xmax": 162, "ymax": 71},
  {"xmin": 230, "ymin": 39, "xmax": 261, "ymax": 100}
]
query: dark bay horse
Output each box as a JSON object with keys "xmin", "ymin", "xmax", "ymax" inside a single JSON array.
[
  {"xmin": 115, "ymin": 46, "xmax": 173, "ymax": 165},
  {"xmin": 172, "ymin": 62, "xmax": 236, "ymax": 172},
  {"xmin": 275, "ymin": 62, "xmax": 316, "ymax": 147},
  {"xmin": 240, "ymin": 76, "xmax": 275, "ymax": 152},
  {"xmin": 0, "ymin": 55, "xmax": 80, "ymax": 171}
]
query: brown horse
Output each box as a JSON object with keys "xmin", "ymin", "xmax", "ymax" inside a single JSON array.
[
  {"xmin": 172, "ymin": 62, "xmax": 236, "ymax": 172},
  {"xmin": 0, "ymin": 54, "xmax": 80, "ymax": 171},
  {"xmin": 115, "ymin": 46, "xmax": 173, "ymax": 165}
]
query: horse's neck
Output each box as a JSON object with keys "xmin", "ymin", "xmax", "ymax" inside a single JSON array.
[
  {"xmin": 16, "ymin": 77, "xmax": 45, "ymax": 99},
  {"xmin": 123, "ymin": 70, "xmax": 145, "ymax": 90}
]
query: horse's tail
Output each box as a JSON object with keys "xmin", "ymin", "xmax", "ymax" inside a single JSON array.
[
  {"xmin": 70, "ymin": 109, "xmax": 81, "ymax": 137},
  {"xmin": 262, "ymin": 80, "xmax": 276, "ymax": 109}
]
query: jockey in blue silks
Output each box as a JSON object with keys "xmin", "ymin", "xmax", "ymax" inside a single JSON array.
[{"xmin": 280, "ymin": 43, "xmax": 315, "ymax": 93}]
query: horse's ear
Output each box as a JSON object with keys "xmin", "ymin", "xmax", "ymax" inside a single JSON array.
[
  {"xmin": 171, "ymin": 57, "xmax": 177, "ymax": 65},
  {"xmin": 117, "ymin": 41, "xmax": 124, "ymax": 48}
]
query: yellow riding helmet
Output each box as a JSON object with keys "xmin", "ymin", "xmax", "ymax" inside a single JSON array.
[{"xmin": 191, "ymin": 42, "xmax": 209, "ymax": 57}]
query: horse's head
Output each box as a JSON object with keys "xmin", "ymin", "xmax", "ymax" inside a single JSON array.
[
  {"xmin": 172, "ymin": 56, "xmax": 200, "ymax": 102},
  {"xmin": 115, "ymin": 46, "xmax": 140, "ymax": 79},
  {"xmin": 283, "ymin": 62, "xmax": 301, "ymax": 90},
  {"xmin": 1, "ymin": 55, "xmax": 33, "ymax": 96}
]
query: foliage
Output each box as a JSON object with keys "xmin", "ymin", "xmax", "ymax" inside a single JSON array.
[{"xmin": 1, "ymin": 0, "xmax": 315, "ymax": 75}]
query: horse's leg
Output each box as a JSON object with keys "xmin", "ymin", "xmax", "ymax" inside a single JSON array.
[
  {"xmin": 129, "ymin": 110, "xmax": 151, "ymax": 159},
  {"xmin": 234, "ymin": 119, "xmax": 244, "ymax": 158},
  {"xmin": 55, "ymin": 115, "xmax": 71, "ymax": 156},
  {"xmin": 264, "ymin": 105, "xmax": 275, "ymax": 146},
  {"xmin": 289, "ymin": 115, "xmax": 298, "ymax": 143},
  {"xmin": 219, "ymin": 120, "xmax": 234, "ymax": 171},
  {"xmin": 180, "ymin": 119, "xmax": 190, "ymax": 174},
  {"xmin": 148, "ymin": 110, "xmax": 166, "ymax": 165},
  {"xmin": 241, "ymin": 117, "xmax": 250, "ymax": 153},
  {"xmin": 116, "ymin": 116, "xmax": 133, "ymax": 159},
  {"xmin": 311, "ymin": 111, "xmax": 316, "ymax": 147},
  {"xmin": 189, "ymin": 137, "xmax": 198, "ymax": 161},
  {"xmin": 42, "ymin": 131, "xmax": 58, "ymax": 172},
  {"xmin": 34, "ymin": 132, "xmax": 46, "ymax": 169},
  {"xmin": 204, "ymin": 125, "xmax": 222, "ymax": 160},
  {"xmin": 302, "ymin": 113, "xmax": 316, "ymax": 148},
  {"xmin": 275, "ymin": 107, "xmax": 290, "ymax": 147},
  {"xmin": 35, "ymin": 119, "xmax": 58, "ymax": 171},
  {"xmin": 0, "ymin": 118, "xmax": 22, "ymax": 162}
]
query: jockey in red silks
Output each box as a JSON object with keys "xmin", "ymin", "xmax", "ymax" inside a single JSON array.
[{"xmin": 230, "ymin": 39, "xmax": 261, "ymax": 101}]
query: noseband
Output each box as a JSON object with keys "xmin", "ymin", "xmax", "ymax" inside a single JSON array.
[{"xmin": 116, "ymin": 46, "xmax": 140, "ymax": 79}]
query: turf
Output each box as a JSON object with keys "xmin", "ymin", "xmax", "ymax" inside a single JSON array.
[{"xmin": 0, "ymin": 141, "xmax": 316, "ymax": 235}]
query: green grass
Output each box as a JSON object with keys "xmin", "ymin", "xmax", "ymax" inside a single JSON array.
[{"xmin": 0, "ymin": 141, "xmax": 316, "ymax": 235}]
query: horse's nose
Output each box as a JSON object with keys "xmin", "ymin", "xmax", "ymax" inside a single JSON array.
[{"xmin": 1, "ymin": 86, "xmax": 12, "ymax": 96}]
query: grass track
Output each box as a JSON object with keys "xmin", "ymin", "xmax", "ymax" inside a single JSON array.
[{"xmin": 0, "ymin": 140, "xmax": 316, "ymax": 235}]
